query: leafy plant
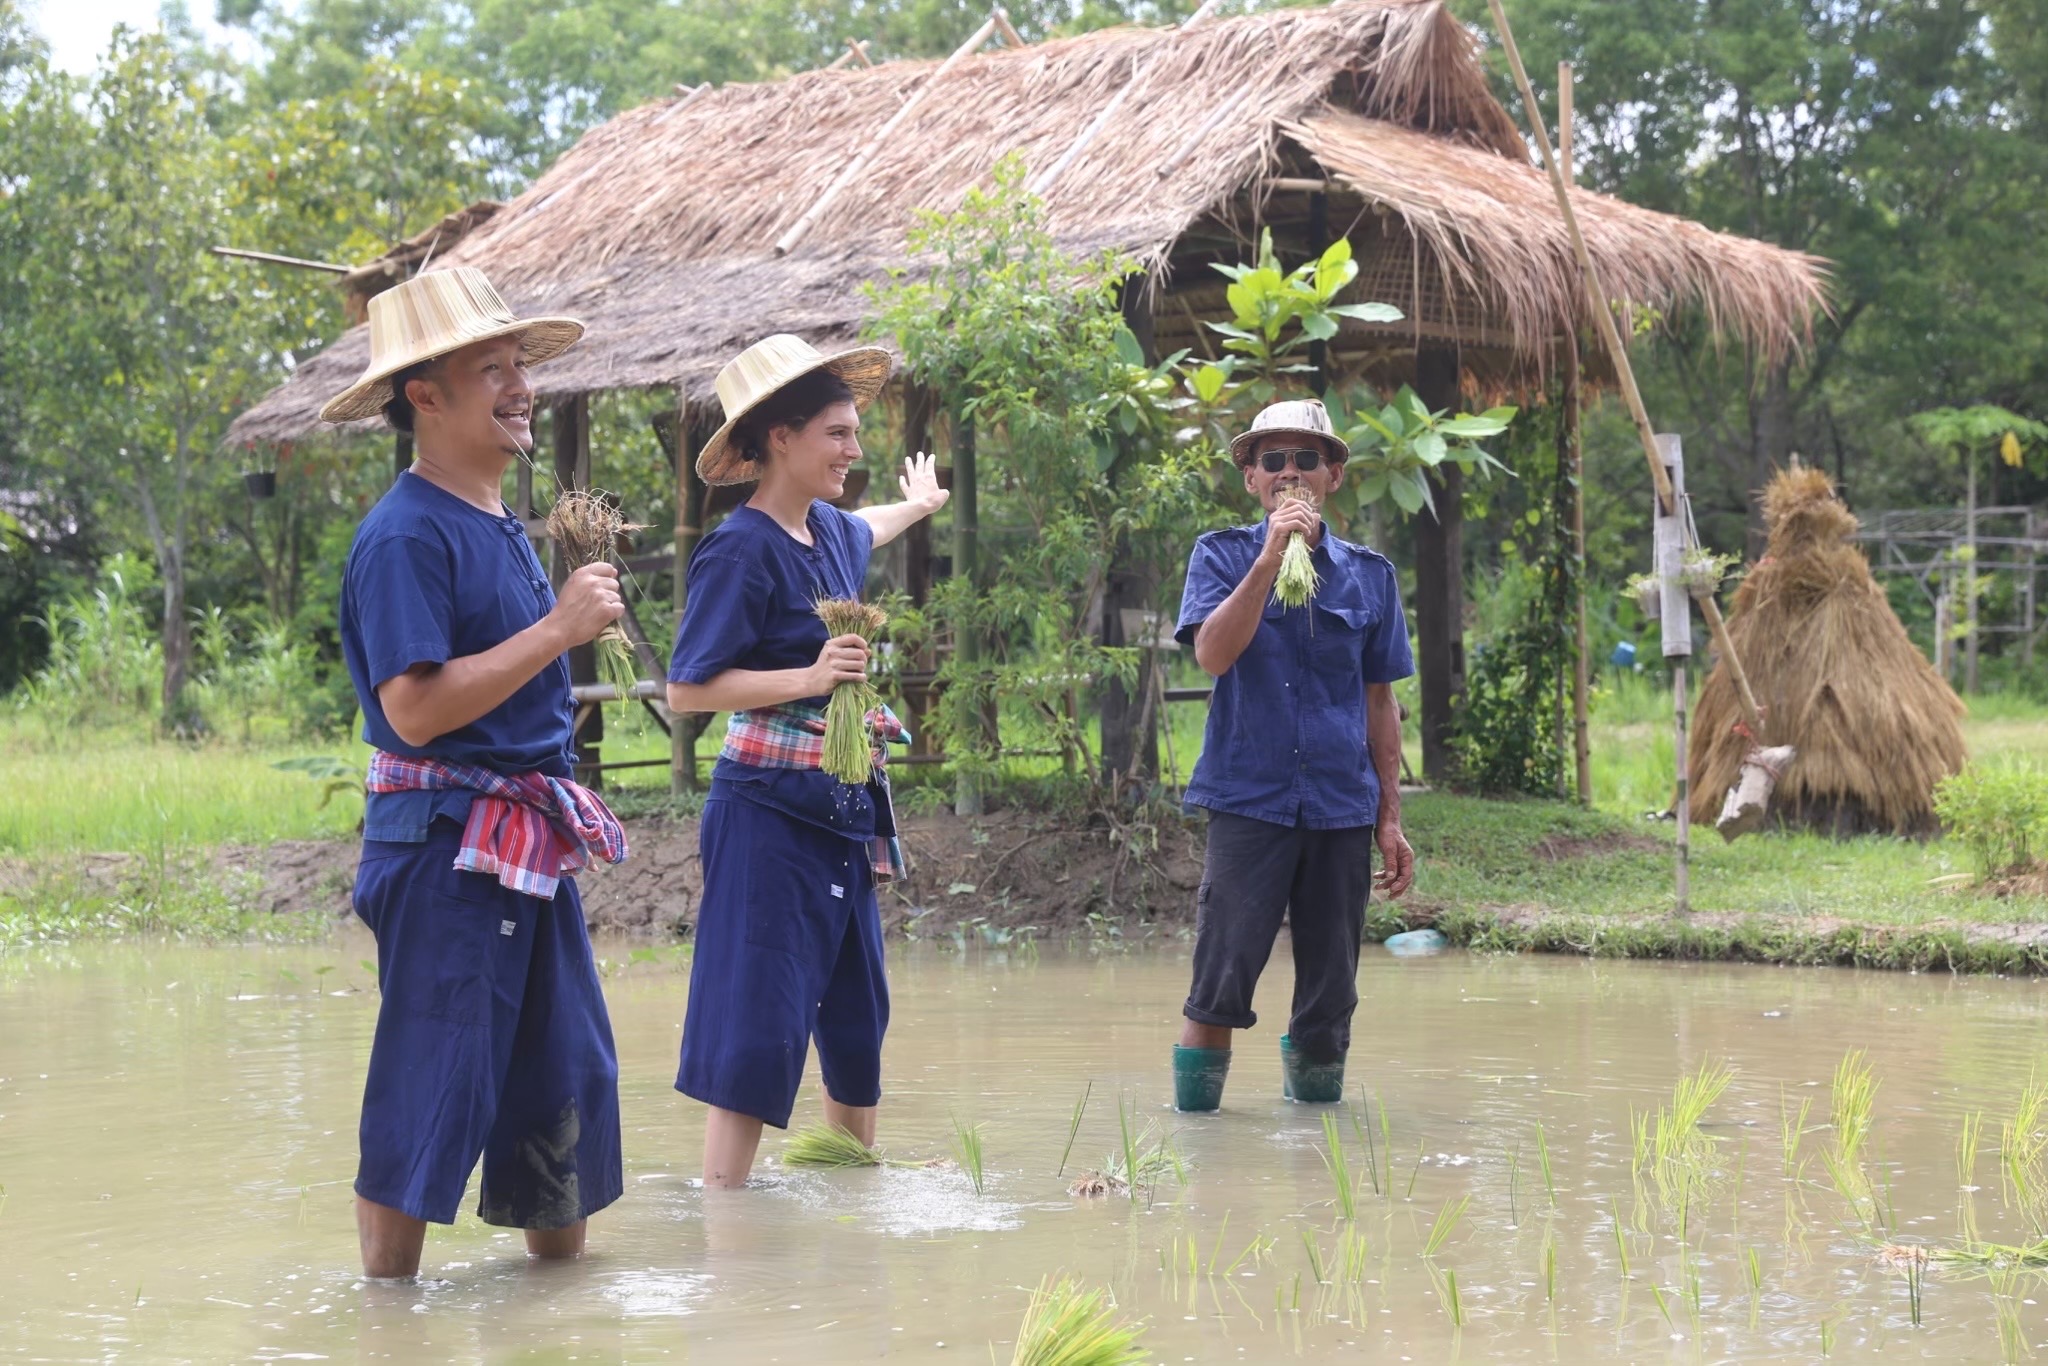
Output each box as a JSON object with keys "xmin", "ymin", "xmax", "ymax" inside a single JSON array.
[
  {"xmin": 1334, "ymin": 385, "xmax": 1516, "ymax": 519},
  {"xmin": 1188, "ymin": 231, "xmax": 1400, "ymax": 410},
  {"xmin": 1934, "ymin": 759, "xmax": 2048, "ymax": 879}
]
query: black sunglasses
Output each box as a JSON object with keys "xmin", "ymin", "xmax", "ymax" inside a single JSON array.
[{"xmin": 1255, "ymin": 447, "xmax": 1326, "ymax": 474}]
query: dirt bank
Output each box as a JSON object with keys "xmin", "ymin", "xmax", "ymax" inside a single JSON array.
[{"xmin": 221, "ymin": 806, "xmax": 1208, "ymax": 940}]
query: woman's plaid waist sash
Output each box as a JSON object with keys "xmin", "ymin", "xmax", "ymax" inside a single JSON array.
[
  {"xmin": 719, "ymin": 702, "xmax": 909, "ymax": 882},
  {"xmin": 365, "ymin": 752, "xmax": 628, "ymax": 901}
]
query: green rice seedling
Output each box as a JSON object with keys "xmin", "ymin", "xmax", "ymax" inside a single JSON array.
[
  {"xmin": 812, "ymin": 598, "xmax": 889, "ymax": 783},
  {"xmin": 1405, "ymin": 1139, "xmax": 1424, "ymax": 1200},
  {"xmin": 1301, "ymin": 1228, "xmax": 1326, "ymax": 1284},
  {"xmin": 1629, "ymin": 1106, "xmax": 1652, "ymax": 1171},
  {"xmin": 1930, "ymin": 1238, "xmax": 2048, "ymax": 1269},
  {"xmin": 1206, "ymin": 1212, "xmax": 1231, "ymax": 1275},
  {"xmin": 1336, "ymin": 1224, "xmax": 1370, "ymax": 1284},
  {"xmin": 782, "ymin": 1122, "xmax": 888, "ymax": 1169},
  {"xmin": 1781, "ymin": 1088, "xmax": 1813, "ymax": 1177},
  {"xmin": 1534, "ymin": 1122, "xmax": 1556, "ymax": 1209},
  {"xmin": 951, "ymin": 1113, "xmax": 988, "ymax": 1195},
  {"xmin": 1507, "ymin": 1145, "xmax": 1521, "ymax": 1226},
  {"xmin": 1057, "ymin": 1081, "xmax": 1093, "ymax": 1177},
  {"xmin": 1906, "ymin": 1255, "xmax": 1924, "ymax": 1326},
  {"xmin": 1611, "ymin": 1202, "xmax": 1630, "ymax": 1279},
  {"xmin": 1685, "ymin": 1264, "xmax": 1703, "ymax": 1327},
  {"xmin": 1074, "ymin": 1114, "xmax": 1190, "ymax": 1203},
  {"xmin": 1657, "ymin": 1059, "xmax": 1734, "ymax": 1164},
  {"xmin": 1648, "ymin": 1281, "xmax": 1673, "ymax": 1327},
  {"xmin": 1746, "ymin": 1246, "xmax": 1764, "ymax": 1298},
  {"xmin": 1223, "ymin": 1232, "xmax": 1273, "ymax": 1277},
  {"xmin": 1831, "ymin": 1051, "xmax": 1878, "ymax": 1172},
  {"xmin": 2000, "ymin": 1075, "xmax": 2048, "ymax": 1231},
  {"xmin": 1423, "ymin": 1195, "xmax": 1469, "ymax": 1258},
  {"xmin": 1443, "ymin": 1268, "xmax": 1464, "ymax": 1328},
  {"xmin": 1272, "ymin": 489, "xmax": 1320, "ymax": 608},
  {"xmin": 1543, "ymin": 1234, "xmax": 1557, "ymax": 1302},
  {"xmin": 1990, "ymin": 1267, "xmax": 2027, "ymax": 1363},
  {"xmin": 1290, "ymin": 1271, "xmax": 1302, "ymax": 1311},
  {"xmin": 1007, "ymin": 1275, "xmax": 1148, "ymax": 1366},
  {"xmin": 1819, "ymin": 1310, "xmax": 1837, "ymax": 1356},
  {"xmin": 1320, "ymin": 1112, "xmax": 1358, "ymax": 1220},
  {"xmin": 1960, "ymin": 1108, "xmax": 1987, "ymax": 1190},
  {"xmin": 1355, "ymin": 1089, "xmax": 1382, "ymax": 1196}
]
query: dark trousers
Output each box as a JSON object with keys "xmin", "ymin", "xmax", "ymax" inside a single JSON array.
[{"xmin": 1183, "ymin": 811, "xmax": 1375, "ymax": 1064}]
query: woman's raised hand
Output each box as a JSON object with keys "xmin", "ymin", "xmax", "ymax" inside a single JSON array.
[{"xmin": 899, "ymin": 451, "xmax": 949, "ymax": 516}]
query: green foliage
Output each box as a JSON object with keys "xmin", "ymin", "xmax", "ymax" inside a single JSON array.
[
  {"xmin": 1909, "ymin": 406, "xmax": 2048, "ymax": 473},
  {"xmin": 1189, "ymin": 231, "xmax": 1400, "ymax": 410},
  {"xmin": 1934, "ymin": 759, "xmax": 2048, "ymax": 879},
  {"xmin": 1007, "ymin": 1275, "xmax": 1148, "ymax": 1366},
  {"xmin": 867, "ymin": 155, "xmax": 1216, "ymax": 781},
  {"xmin": 12, "ymin": 556, "xmax": 163, "ymax": 732},
  {"xmin": 1333, "ymin": 386, "xmax": 1517, "ymax": 519}
]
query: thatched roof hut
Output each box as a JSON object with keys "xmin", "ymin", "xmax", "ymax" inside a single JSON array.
[
  {"xmin": 225, "ymin": 0, "xmax": 1825, "ymax": 445},
  {"xmin": 1689, "ymin": 467, "xmax": 1967, "ymax": 837}
]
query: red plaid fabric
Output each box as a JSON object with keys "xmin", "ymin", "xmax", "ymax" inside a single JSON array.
[
  {"xmin": 719, "ymin": 702, "xmax": 909, "ymax": 882},
  {"xmin": 366, "ymin": 752, "xmax": 628, "ymax": 901}
]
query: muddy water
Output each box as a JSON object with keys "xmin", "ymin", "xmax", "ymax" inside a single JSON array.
[{"xmin": 4, "ymin": 938, "xmax": 2048, "ymax": 1362}]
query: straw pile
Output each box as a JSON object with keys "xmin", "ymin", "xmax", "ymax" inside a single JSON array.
[{"xmin": 1688, "ymin": 466, "xmax": 1965, "ymax": 836}]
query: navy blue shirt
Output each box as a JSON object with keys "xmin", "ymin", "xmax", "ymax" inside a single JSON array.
[
  {"xmin": 340, "ymin": 471, "xmax": 574, "ymax": 841},
  {"xmin": 668, "ymin": 502, "xmax": 884, "ymax": 840},
  {"xmin": 1176, "ymin": 518, "xmax": 1414, "ymax": 829}
]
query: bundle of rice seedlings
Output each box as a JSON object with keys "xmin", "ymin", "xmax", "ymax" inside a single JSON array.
[
  {"xmin": 546, "ymin": 489, "xmax": 645, "ymax": 711},
  {"xmin": 1688, "ymin": 464, "xmax": 1966, "ymax": 836},
  {"xmin": 1272, "ymin": 488, "xmax": 1320, "ymax": 609},
  {"xmin": 813, "ymin": 597, "xmax": 888, "ymax": 784},
  {"xmin": 1008, "ymin": 1276, "xmax": 1149, "ymax": 1366},
  {"xmin": 780, "ymin": 1122, "xmax": 887, "ymax": 1169}
]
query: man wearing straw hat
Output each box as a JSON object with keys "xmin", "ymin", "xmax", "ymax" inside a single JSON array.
[
  {"xmin": 326, "ymin": 267, "xmax": 629, "ymax": 1278},
  {"xmin": 1169, "ymin": 398, "xmax": 1415, "ymax": 1113}
]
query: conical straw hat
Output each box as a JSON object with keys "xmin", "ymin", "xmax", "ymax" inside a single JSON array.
[
  {"xmin": 319, "ymin": 267, "xmax": 583, "ymax": 425},
  {"xmin": 696, "ymin": 334, "xmax": 893, "ymax": 486}
]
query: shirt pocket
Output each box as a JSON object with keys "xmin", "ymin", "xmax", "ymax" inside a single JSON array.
[{"xmin": 1311, "ymin": 596, "xmax": 1374, "ymax": 686}]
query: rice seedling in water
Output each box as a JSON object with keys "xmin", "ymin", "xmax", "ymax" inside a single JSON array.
[
  {"xmin": 1272, "ymin": 488, "xmax": 1320, "ymax": 608},
  {"xmin": 1990, "ymin": 1267, "xmax": 2028, "ymax": 1363},
  {"xmin": 1506, "ymin": 1145, "xmax": 1521, "ymax": 1226},
  {"xmin": 812, "ymin": 597, "xmax": 889, "ymax": 784},
  {"xmin": 1960, "ymin": 1108, "xmax": 1987, "ymax": 1189},
  {"xmin": 1542, "ymin": 1235, "xmax": 1556, "ymax": 1302},
  {"xmin": 1301, "ymin": 1228, "xmax": 1326, "ymax": 1284},
  {"xmin": 1008, "ymin": 1275, "xmax": 1147, "ymax": 1366},
  {"xmin": 1223, "ymin": 1231, "xmax": 1273, "ymax": 1277},
  {"xmin": 1823, "ymin": 1051, "xmax": 1880, "ymax": 1227},
  {"xmin": 1423, "ymin": 1195, "xmax": 1469, "ymax": 1258},
  {"xmin": 1335, "ymin": 1223, "xmax": 1369, "ymax": 1284},
  {"xmin": 1610, "ymin": 1201, "xmax": 1630, "ymax": 1279},
  {"xmin": 1746, "ymin": 1245, "xmax": 1764, "ymax": 1297},
  {"xmin": 1320, "ymin": 1112, "xmax": 1358, "ymax": 1219},
  {"xmin": 1205, "ymin": 1212, "xmax": 1230, "ymax": 1275},
  {"xmin": 1354, "ymin": 1089, "xmax": 1382, "ymax": 1196},
  {"xmin": 1442, "ymin": 1268, "xmax": 1464, "ymax": 1327},
  {"xmin": 1781, "ymin": 1087, "xmax": 1813, "ymax": 1177},
  {"xmin": 2000, "ymin": 1075, "xmax": 2048, "ymax": 1231},
  {"xmin": 1648, "ymin": 1281, "xmax": 1673, "ymax": 1327},
  {"xmin": 782, "ymin": 1122, "xmax": 890, "ymax": 1169},
  {"xmin": 1057, "ymin": 1081, "xmax": 1092, "ymax": 1177},
  {"xmin": 1405, "ymin": 1138, "xmax": 1423, "ymax": 1199},
  {"xmin": 1818, "ymin": 1310, "xmax": 1837, "ymax": 1356},
  {"xmin": 951, "ymin": 1113, "xmax": 987, "ymax": 1195},
  {"xmin": 546, "ymin": 490, "xmax": 646, "ymax": 713},
  {"xmin": 1071, "ymin": 1112, "xmax": 1188, "ymax": 1203},
  {"xmin": 1534, "ymin": 1122, "xmax": 1556, "ymax": 1209}
]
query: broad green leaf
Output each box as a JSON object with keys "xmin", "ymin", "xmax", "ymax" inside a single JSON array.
[
  {"xmin": 1330, "ymin": 301, "xmax": 1405, "ymax": 324},
  {"xmin": 1390, "ymin": 470, "xmax": 1429, "ymax": 514},
  {"xmin": 1192, "ymin": 364, "xmax": 1228, "ymax": 404},
  {"xmin": 1413, "ymin": 431, "xmax": 1448, "ymax": 466},
  {"xmin": 1112, "ymin": 326, "xmax": 1146, "ymax": 367}
]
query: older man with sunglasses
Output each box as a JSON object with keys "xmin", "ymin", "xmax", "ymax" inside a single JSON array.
[{"xmin": 1169, "ymin": 399, "xmax": 1416, "ymax": 1113}]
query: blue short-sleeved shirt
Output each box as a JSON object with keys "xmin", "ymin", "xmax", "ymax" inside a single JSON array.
[
  {"xmin": 1175, "ymin": 518, "xmax": 1414, "ymax": 829},
  {"xmin": 340, "ymin": 471, "xmax": 575, "ymax": 842},
  {"xmin": 668, "ymin": 501, "xmax": 883, "ymax": 840}
]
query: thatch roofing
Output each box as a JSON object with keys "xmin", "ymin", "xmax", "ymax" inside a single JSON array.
[
  {"xmin": 1690, "ymin": 467, "xmax": 1966, "ymax": 837},
  {"xmin": 227, "ymin": 0, "xmax": 1826, "ymax": 446}
]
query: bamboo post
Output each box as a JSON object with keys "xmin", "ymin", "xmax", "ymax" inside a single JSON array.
[
  {"xmin": 1654, "ymin": 435, "xmax": 1692, "ymax": 912},
  {"xmin": 1965, "ymin": 453, "xmax": 1980, "ymax": 693},
  {"xmin": 992, "ymin": 6, "xmax": 1026, "ymax": 46},
  {"xmin": 1483, "ymin": 0, "xmax": 1768, "ymax": 743},
  {"xmin": 2026, "ymin": 508, "xmax": 2039, "ymax": 671},
  {"xmin": 554, "ymin": 396, "xmax": 602, "ymax": 788},
  {"xmin": 671, "ymin": 395, "xmax": 705, "ymax": 794},
  {"xmin": 774, "ymin": 13, "xmax": 1001, "ymax": 256},
  {"xmin": 1561, "ymin": 61, "xmax": 1593, "ymax": 807},
  {"xmin": 952, "ymin": 412, "xmax": 983, "ymax": 817}
]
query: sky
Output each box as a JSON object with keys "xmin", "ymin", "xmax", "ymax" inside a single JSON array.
[{"xmin": 28, "ymin": 1, "xmax": 251, "ymax": 73}]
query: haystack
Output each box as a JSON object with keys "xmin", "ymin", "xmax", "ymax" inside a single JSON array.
[{"xmin": 1688, "ymin": 466, "xmax": 1966, "ymax": 836}]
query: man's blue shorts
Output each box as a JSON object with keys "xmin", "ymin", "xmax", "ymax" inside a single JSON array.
[
  {"xmin": 353, "ymin": 822, "xmax": 622, "ymax": 1229},
  {"xmin": 677, "ymin": 793, "xmax": 889, "ymax": 1129}
]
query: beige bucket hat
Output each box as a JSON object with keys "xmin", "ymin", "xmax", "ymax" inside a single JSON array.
[
  {"xmin": 696, "ymin": 334, "xmax": 894, "ymax": 486},
  {"xmin": 319, "ymin": 267, "xmax": 584, "ymax": 425},
  {"xmin": 1229, "ymin": 398, "xmax": 1351, "ymax": 466}
]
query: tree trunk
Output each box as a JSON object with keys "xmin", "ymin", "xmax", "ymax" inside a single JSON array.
[
  {"xmin": 1411, "ymin": 347, "xmax": 1464, "ymax": 785},
  {"xmin": 158, "ymin": 553, "xmax": 193, "ymax": 729},
  {"xmin": 1100, "ymin": 279, "xmax": 1161, "ymax": 786},
  {"xmin": 952, "ymin": 412, "xmax": 984, "ymax": 817}
]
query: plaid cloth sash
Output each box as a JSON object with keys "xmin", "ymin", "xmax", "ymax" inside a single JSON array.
[
  {"xmin": 719, "ymin": 702, "xmax": 910, "ymax": 882},
  {"xmin": 366, "ymin": 752, "xmax": 629, "ymax": 901}
]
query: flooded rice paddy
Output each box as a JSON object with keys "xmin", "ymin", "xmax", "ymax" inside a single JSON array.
[{"xmin": 4, "ymin": 937, "xmax": 2048, "ymax": 1361}]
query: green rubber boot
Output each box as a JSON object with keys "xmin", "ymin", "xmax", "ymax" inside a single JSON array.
[
  {"xmin": 1280, "ymin": 1034, "xmax": 1347, "ymax": 1104},
  {"xmin": 1173, "ymin": 1045, "xmax": 1232, "ymax": 1113}
]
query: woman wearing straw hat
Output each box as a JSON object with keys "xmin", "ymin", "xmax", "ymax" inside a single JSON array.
[
  {"xmin": 328, "ymin": 266, "xmax": 629, "ymax": 1276},
  {"xmin": 666, "ymin": 334, "xmax": 945, "ymax": 1188}
]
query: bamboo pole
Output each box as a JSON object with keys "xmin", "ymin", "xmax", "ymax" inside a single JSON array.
[
  {"xmin": 1561, "ymin": 60, "xmax": 1592, "ymax": 806},
  {"xmin": 774, "ymin": 14, "xmax": 1000, "ymax": 256},
  {"xmin": 1965, "ymin": 453, "xmax": 1980, "ymax": 693},
  {"xmin": 992, "ymin": 6, "xmax": 1026, "ymax": 46},
  {"xmin": 210, "ymin": 245, "xmax": 350, "ymax": 273},
  {"xmin": 671, "ymin": 395, "xmax": 705, "ymax": 794},
  {"xmin": 1482, "ymin": 0, "xmax": 1768, "ymax": 742}
]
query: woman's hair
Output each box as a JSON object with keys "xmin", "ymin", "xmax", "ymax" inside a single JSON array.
[
  {"xmin": 381, "ymin": 357, "xmax": 444, "ymax": 435},
  {"xmin": 731, "ymin": 368, "xmax": 856, "ymax": 465}
]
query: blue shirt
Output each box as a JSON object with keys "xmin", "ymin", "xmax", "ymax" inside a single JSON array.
[
  {"xmin": 1175, "ymin": 518, "xmax": 1414, "ymax": 829},
  {"xmin": 668, "ymin": 502, "xmax": 884, "ymax": 841},
  {"xmin": 340, "ymin": 471, "xmax": 575, "ymax": 842}
]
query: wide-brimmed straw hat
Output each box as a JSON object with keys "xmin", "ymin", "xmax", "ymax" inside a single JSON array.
[
  {"xmin": 1229, "ymin": 398, "xmax": 1351, "ymax": 466},
  {"xmin": 318, "ymin": 267, "xmax": 583, "ymax": 425},
  {"xmin": 696, "ymin": 334, "xmax": 894, "ymax": 486}
]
